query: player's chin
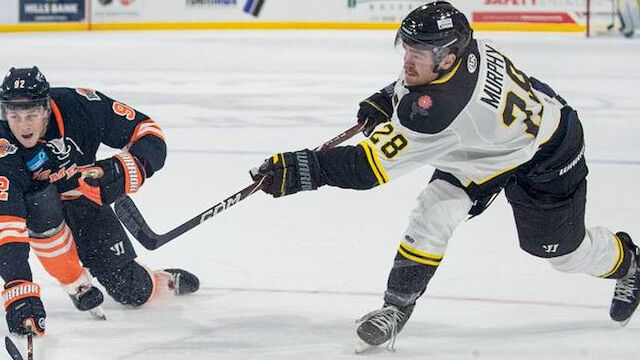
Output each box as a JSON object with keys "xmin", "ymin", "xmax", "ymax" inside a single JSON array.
[
  {"xmin": 19, "ymin": 134, "xmax": 38, "ymax": 148},
  {"xmin": 404, "ymin": 74, "xmax": 421, "ymax": 86}
]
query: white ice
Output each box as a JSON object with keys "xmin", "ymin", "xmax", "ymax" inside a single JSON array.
[{"xmin": 1, "ymin": 30, "xmax": 639, "ymax": 359}]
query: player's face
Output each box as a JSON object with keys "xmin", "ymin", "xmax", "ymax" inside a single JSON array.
[
  {"xmin": 5, "ymin": 105, "xmax": 49, "ymax": 148},
  {"xmin": 402, "ymin": 44, "xmax": 440, "ymax": 86}
]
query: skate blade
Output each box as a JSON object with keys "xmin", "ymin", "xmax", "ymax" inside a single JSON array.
[
  {"xmin": 354, "ymin": 338, "xmax": 387, "ymax": 355},
  {"xmin": 89, "ymin": 306, "xmax": 107, "ymax": 321},
  {"xmin": 617, "ymin": 318, "xmax": 631, "ymax": 328},
  {"xmin": 354, "ymin": 339, "xmax": 373, "ymax": 355}
]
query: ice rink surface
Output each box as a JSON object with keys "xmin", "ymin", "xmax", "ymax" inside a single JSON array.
[{"xmin": 1, "ymin": 29, "xmax": 639, "ymax": 359}]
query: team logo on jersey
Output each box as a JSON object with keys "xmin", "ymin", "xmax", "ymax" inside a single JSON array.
[
  {"xmin": 27, "ymin": 149, "xmax": 49, "ymax": 171},
  {"xmin": 411, "ymin": 100, "xmax": 431, "ymax": 119},
  {"xmin": 417, "ymin": 95, "xmax": 433, "ymax": 110},
  {"xmin": 467, "ymin": 54, "xmax": 478, "ymax": 74},
  {"xmin": 0, "ymin": 139, "xmax": 17, "ymax": 158},
  {"xmin": 75, "ymin": 88, "xmax": 101, "ymax": 101},
  {"xmin": 46, "ymin": 137, "xmax": 85, "ymax": 162}
]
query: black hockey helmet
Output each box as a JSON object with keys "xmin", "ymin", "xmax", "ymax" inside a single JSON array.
[
  {"xmin": 0, "ymin": 66, "xmax": 50, "ymax": 121},
  {"xmin": 395, "ymin": 1, "xmax": 473, "ymax": 65}
]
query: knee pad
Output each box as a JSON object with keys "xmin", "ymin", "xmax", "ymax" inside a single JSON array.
[
  {"xmin": 405, "ymin": 179, "xmax": 472, "ymax": 255},
  {"xmin": 547, "ymin": 235, "xmax": 591, "ymax": 273},
  {"xmin": 26, "ymin": 186, "xmax": 85, "ymax": 285},
  {"xmin": 93, "ymin": 261, "xmax": 153, "ymax": 306},
  {"xmin": 25, "ymin": 185, "xmax": 64, "ymax": 235},
  {"xmin": 548, "ymin": 227, "xmax": 627, "ymax": 278}
]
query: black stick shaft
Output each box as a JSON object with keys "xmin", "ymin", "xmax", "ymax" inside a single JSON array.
[
  {"xmin": 4, "ymin": 337, "xmax": 23, "ymax": 360},
  {"xmin": 26, "ymin": 334, "xmax": 32, "ymax": 360},
  {"xmin": 116, "ymin": 123, "xmax": 365, "ymax": 249}
]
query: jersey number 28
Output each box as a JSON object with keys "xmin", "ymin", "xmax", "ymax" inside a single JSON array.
[{"xmin": 370, "ymin": 123, "xmax": 408, "ymax": 159}]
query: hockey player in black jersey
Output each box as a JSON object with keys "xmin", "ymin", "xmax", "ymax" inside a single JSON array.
[
  {"xmin": 0, "ymin": 67, "xmax": 199, "ymax": 336},
  {"xmin": 251, "ymin": 1, "xmax": 640, "ymax": 352}
]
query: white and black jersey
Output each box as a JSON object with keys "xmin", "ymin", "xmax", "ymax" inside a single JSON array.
[{"xmin": 316, "ymin": 39, "xmax": 565, "ymax": 194}]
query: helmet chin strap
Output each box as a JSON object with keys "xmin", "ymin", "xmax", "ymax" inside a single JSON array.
[{"xmin": 431, "ymin": 51, "xmax": 450, "ymax": 77}]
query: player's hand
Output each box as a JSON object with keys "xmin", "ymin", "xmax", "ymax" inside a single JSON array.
[
  {"xmin": 357, "ymin": 92, "xmax": 393, "ymax": 136},
  {"xmin": 3, "ymin": 280, "xmax": 46, "ymax": 336},
  {"xmin": 78, "ymin": 152, "xmax": 146, "ymax": 206},
  {"xmin": 250, "ymin": 150, "xmax": 322, "ymax": 198}
]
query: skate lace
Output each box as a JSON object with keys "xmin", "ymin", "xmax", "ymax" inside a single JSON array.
[
  {"xmin": 362, "ymin": 306, "xmax": 403, "ymax": 351},
  {"xmin": 614, "ymin": 272, "xmax": 638, "ymax": 303},
  {"xmin": 73, "ymin": 284, "xmax": 91, "ymax": 300}
]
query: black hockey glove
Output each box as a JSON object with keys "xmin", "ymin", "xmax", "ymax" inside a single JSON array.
[
  {"xmin": 78, "ymin": 152, "xmax": 147, "ymax": 206},
  {"xmin": 250, "ymin": 150, "xmax": 323, "ymax": 198},
  {"xmin": 3, "ymin": 280, "xmax": 46, "ymax": 336},
  {"xmin": 357, "ymin": 91, "xmax": 393, "ymax": 136}
]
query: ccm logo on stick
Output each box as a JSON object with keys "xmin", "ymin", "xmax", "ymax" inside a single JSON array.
[{"xmin": 200, "ymin": 193, "xmax": 242, "ymax": 223}]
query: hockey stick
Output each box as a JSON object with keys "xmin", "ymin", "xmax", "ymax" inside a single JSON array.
[
  {"xmin": 4, "ymin": 337, "xmax": 23, "ymax": 360},
  {"xmin": 26, "ymin": 333, "xmax": 32, "ymax": 360},
  {"xmin": 4, "ymin": 333, "xmax": 32, "ymax": 360},
  {"xmin": 115, "ymin": 122, "xmax": 366, "ymax": 250}
]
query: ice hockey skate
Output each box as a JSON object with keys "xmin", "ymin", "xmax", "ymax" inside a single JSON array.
[
  {"xmin": 610, "ymin": 232, "xmax": 640, "ymax": 326},
  {"xmin": 354, "ymin": 304, "xmax": 414, "ymax": 353},
  {"xmin": 64, "ymin": 271, "xmax": 106, "ymax": 320},
  {"xmin": 69, "ymin": 284, "xmax": 106, "ymax": 320},
  {"xmin": 154, "ymin": 269, "xmax": 200, "ymax": 296}
]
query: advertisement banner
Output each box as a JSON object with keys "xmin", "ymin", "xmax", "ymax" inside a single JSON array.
[
  {"xmin": 470, "ymin": 0, "xmax": 586, "ymax": 31},
  {"xmin": 19, "ymin": 0, "xmax": 85, "ymax": 22},
  {"xmin": 346, "ymin": 0, "xmax": 426, "ymax": 22},
  {"xmin": 93, "ymin": 0, "xmax": 142, "ymax": 21}
]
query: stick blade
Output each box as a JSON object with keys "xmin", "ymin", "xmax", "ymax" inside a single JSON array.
[
  {"xmin": 114, "ymin": 196, "xmax": 160, "ymax": 250},
  {"xmin": 5, "ymin": 336, "xmax": 23, "ymax": 360}
]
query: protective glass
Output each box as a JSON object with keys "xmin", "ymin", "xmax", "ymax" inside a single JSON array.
[{"xmin": 0, "ymin": 98, "xmax": 50, "ymax": 121}]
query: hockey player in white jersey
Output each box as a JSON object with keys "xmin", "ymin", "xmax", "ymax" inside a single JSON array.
[{"xmin": 250, "ymin": 1, "xmax": 640, "ymax": 352}]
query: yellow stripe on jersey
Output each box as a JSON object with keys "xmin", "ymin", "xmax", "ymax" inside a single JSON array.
[
  {"xmin": 359, "ymin": 141, "xmax": 389, "ymax": 185},
  {"xmin": 273, "ymin": 154, "xmax": 279, "ymax": 164},
  {"xmin": 362, "ymin": 99, "xmax": 391, "ymax": 118},
  {"xmin": 429, "ymin": 59, "xmax": 462, "ymax": 85},
  {"xmin": 398, "ymin": 242, "xmax": 443, "ymax": 266},
  {"xmin": 464, "ymin": 161, "xmax": 522, "ymax": 187},
  {"xmin": 280, "ymin": 154, "xmax": 287, "ymax": 196},
  {"xmin": 600, "ymin": 233, "xmax": 625, "ymax": 278},
  {"xmin": 370, "ymin": 144, "xmax": 389, "ymax": 183},
  {"xmin": 359, "ymin": 141, "xmax": 382, "ymax": 184}
]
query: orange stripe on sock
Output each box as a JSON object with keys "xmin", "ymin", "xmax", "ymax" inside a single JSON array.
[{"xmin": 31, "ymin": 225, "xmax": 83, "ymax": 285}]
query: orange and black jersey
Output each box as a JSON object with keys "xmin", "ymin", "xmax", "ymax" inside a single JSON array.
[
  {"xmin": 22, "ymin": 87, "xmax": 166, "ymax": 194},
  {"xmin": 0, "ymin": 87, "xmax": 167, "ymax": 283},
  {"xmin": 0, "ymin": 130, "xmax": 34, "ymax": 282}
]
